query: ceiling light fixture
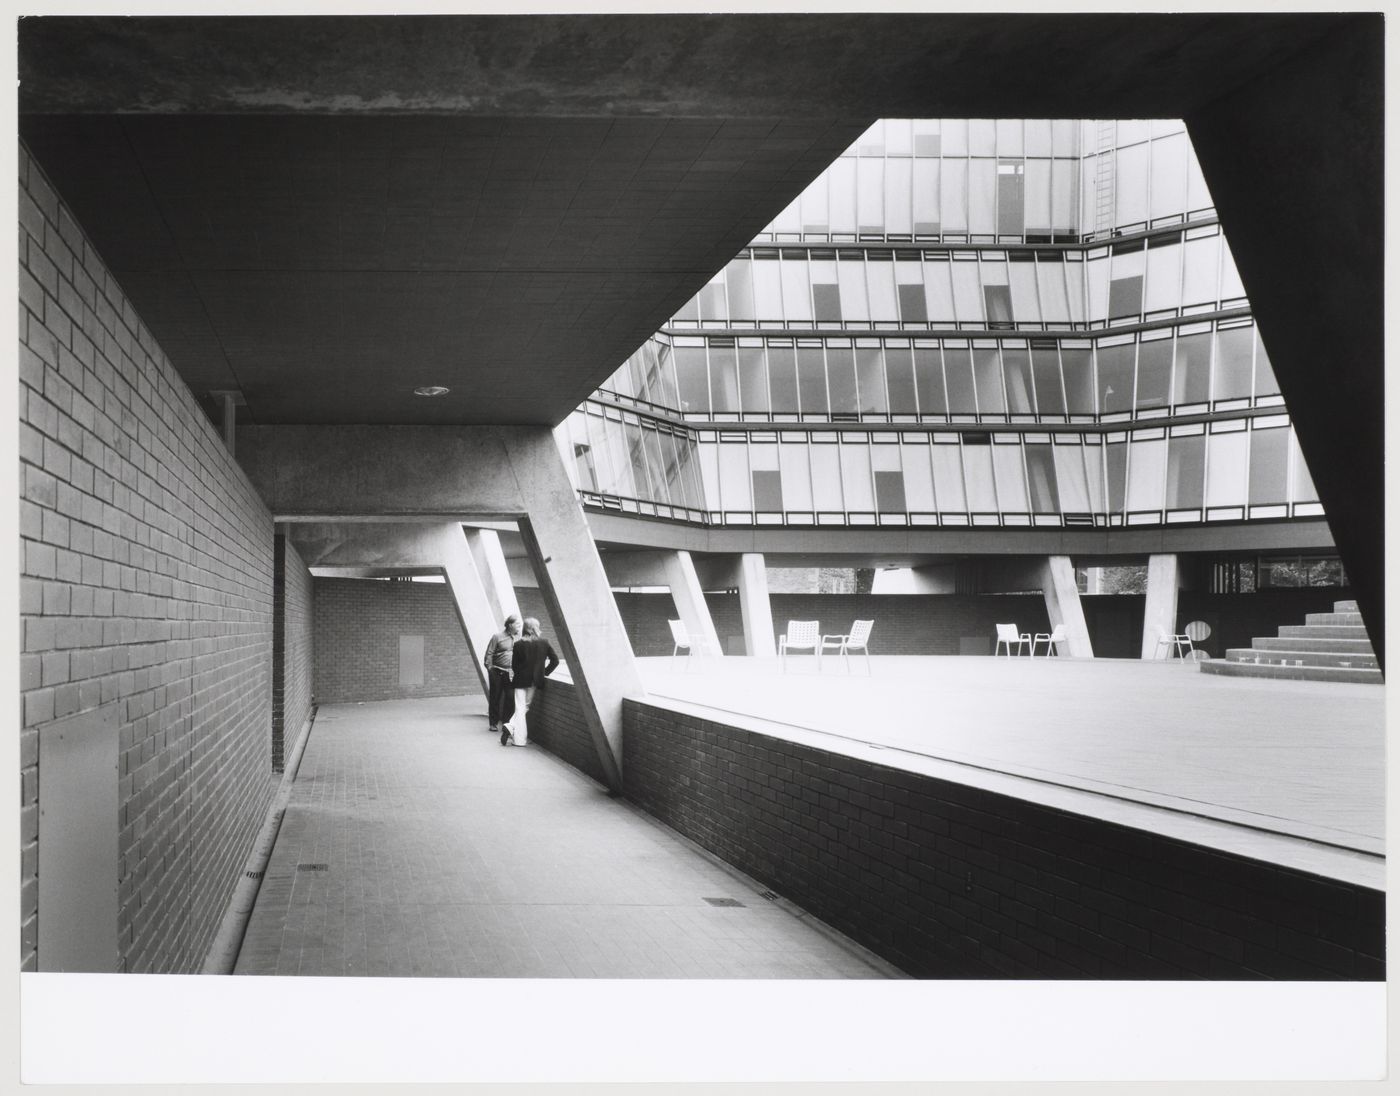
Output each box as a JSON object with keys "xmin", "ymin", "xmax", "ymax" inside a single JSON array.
[{"xmin": 414, "ymin": 386, "xmax": 450, "ymax": 397}]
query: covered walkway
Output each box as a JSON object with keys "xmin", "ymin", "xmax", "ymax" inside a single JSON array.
[{"xmin": 234, "ymin": 696, "xmax": 897, "ymax": 978}]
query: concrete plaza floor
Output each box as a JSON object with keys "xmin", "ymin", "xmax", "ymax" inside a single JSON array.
[{"xmin": 234, "ymin": 694, "xmax": 899, "ymax": 979}]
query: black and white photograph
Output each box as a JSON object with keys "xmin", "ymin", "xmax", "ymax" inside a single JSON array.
[{"xmin": 12, "ymin": 6, "xmax": 1388, "ymax": 1086}]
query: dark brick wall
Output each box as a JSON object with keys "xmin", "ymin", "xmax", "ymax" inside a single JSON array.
[
  {"xmin": 524, "ymin": 679, "xmax": 610, "ymax": 788},
  {"xmin": 272, "ymin": 536, "xmax": 314, "ymax": 770},
  {"xmin": 19, "ymin": 145, "xmax": 276, "ymax": 973},
  {"xmin": 615, "ymin": 701, "xmax": 1383, "ymax": 979}
]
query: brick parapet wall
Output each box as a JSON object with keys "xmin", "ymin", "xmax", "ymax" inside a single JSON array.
[
  {"xmin": 523, "ymin": 678, "xmax": 610, "ymax": 788},
  {"xmin": 615, "ymin": 701, "xmax": 1383, "ymax": 979},
  {"xmin": 19, "ymin": 144, "xmax": 276, "ymax": 972},
  {"xmin": 272, "ymin": 537, "xmax": 314, "ymax": 770}
]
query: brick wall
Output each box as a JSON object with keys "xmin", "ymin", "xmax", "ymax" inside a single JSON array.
[
  {"xmin": 616, "ymin": 701, "xmax": 1383, "ymax": 979},
  {"xmin": 272, "ymin": 536, "xmax": 314, "ymax": 770},
  {"xmin": 19, "ymin": 145, "xmax": 276, "ymax": 973},
  {"xmin": 524, "ymin": 679, "xmax": 611, "ymax": 787}
]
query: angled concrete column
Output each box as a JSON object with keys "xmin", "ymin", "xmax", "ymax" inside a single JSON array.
[
  {"xmin": 1141, "ymin": 553, "xmax": 1182, "ymax": 660},
  {"xmin": 736, "ymin": 553, "xmax": 775, "ymax": 657},
  {"xmin": 434, "ymin": 526, "xmax": 503, "ymax": 695},
  {"xmin": 1039, "ymin": 555, "xmax": 1093, "ymax": 658},
  {"xmin": 465, "ymin": 527, "xmax": 520, "ymax": 627},
  {"xmin": 662, "ymin": 550, "xmax": 722, "ymax": 656},
  {"xmin": 239, "ymin": 424, "xmax": 644, "ymax": 790}
]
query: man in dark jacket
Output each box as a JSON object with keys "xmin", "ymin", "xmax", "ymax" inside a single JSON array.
[
  {"xmin": 501, "ymin": 617, "xmax": 559, "ymax": 746},
  {"xmin": 483, "ymin": 614, "xmax": 520, "ymax": 736}
]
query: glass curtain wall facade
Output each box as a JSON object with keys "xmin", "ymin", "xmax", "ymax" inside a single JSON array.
[{"xmin": 559, "ymin": 120, "xmax": 1322, "ymax": 530}]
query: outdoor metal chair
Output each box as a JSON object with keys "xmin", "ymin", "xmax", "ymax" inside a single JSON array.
[
  {"xmin": 779, "ymin": 620, "xmax": 821, "ymax": 672},
  {"xmin": 1031, "ymin": 623, "xmax": 1067, "ymax": 657},
  {"xmin": 995, "ymin": 623, "xmax": 1032, "ymax": 656},
  {"xmin": 1155, "ymin": 630, "xmax": 1194, "ymax": 660},
  {"xmin": 668, "ymin": 619, "xmax": 718, "ymax": 669},
  {"xmin": 820, "ymin": 619, "xmax": 874, "ymax": 674}
]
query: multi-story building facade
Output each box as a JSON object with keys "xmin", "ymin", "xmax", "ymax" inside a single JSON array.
[{"xmin": 556, "ymin": 119, "xmax": 1345, "ymax": 658}]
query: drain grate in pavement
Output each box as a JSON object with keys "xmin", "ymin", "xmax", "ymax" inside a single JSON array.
[
  {"xmin": 759, "ymin": 890, "xmax": 779, "ymax": 901},
  {"xmin": 296, "ymin": 863, "xmax": 329, "ymax": 872},
  {"xmin": 244, "ymin": 870, "xmax": 264, "ymax": 880},
  {"xmin": 703, "ymin": 897, "xmax": 745, "ymax": 907}
]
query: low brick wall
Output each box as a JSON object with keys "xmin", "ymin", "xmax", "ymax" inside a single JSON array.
[
  {"xmin": 524, "ymin": 678, "xmax": 610, "ymax": 788},
  {"xmin": 526, "ymin": 685, "xmax": 1383, "ymax": 979}
]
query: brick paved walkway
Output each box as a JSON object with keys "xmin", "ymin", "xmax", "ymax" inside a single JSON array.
[{"xmin": 234, "ymin": 695, "xmax": 896, "ymax": 978}]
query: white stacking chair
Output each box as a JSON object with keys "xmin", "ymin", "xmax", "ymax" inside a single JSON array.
[
  {"xmin": 668, "ymin": 619, "xmax": 717, "ymax": 669},
  {"xmin": 779, "ymin": 620, "xmax": 821, "ymax": 672},
  {"xmin": 995, "ymin": 623, "xmax": 1031, "ymax": 656},
  {"xmin": 1155, "ymin": 630, "xmax": 1194, "ymax": 660},
  {"xmin": 820, "ymin": 619, "xmax": 874, "ymax": 674},
  {"xmin": 1031, "ymin": 623, "xmax": 1067, "ymax": 657}
]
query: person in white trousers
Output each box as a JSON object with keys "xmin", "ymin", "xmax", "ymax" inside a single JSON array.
[{"xmin": 501, "ymin": 617, "xmax": 559, "ymax": 746}]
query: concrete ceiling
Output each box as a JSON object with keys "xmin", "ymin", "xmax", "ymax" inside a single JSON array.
[{"xmin": 19, "ymin": 13, "xmax": 1351, "ymax": 429}]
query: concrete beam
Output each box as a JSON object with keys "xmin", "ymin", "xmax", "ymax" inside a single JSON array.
[
  {"xmin": 662, "ymin": 551, "xmax": 723, "ymax": 657},
  {"xmin": 1141, "ymin": 554, "xmax": 1183, "ymax": 660},
  {"xmin": 736, "ymin": 554, "xmax": 776, "ymax": 658},
  {"xmin": 239, "ymin": 424, "xmax": 642, "ymax": 789},
  {"xmin": 466, "ymin": 528, "xmax": 521, "ymax": 627},
  {"xmin": 1039, "ymin": 556, "xmax": 1093, "ymax": 658}
]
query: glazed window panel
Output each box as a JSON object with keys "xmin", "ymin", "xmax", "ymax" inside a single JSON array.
[
  {"xmin": 718, "ymin": 443, "xmax": 752, "ymax": 510},
  {"xmin": 738, "ymin": 348, "xmax": 768, "ymax": 413},
  {"xmin": 864, "ymin": 260, "xmax": 896, "ymax": 322},
  {"xmin": 797, "ymin": 347, "xmax": 828, "ymax": 414},
  {"xmin": 752, "ymin": 258, "xmax": 784, "ymax": 320},
  {"xmin": 983, "ymin": 284, "xmax": 1013, "ymax": 326},
  {"xmin": 771, "ymin": 195, "xmax": 801, "ymax": 235},
  {"xmin": 973, "ymin": 348, "xmax": 1006, "ymax": 413},
  {"xmin": 1173, "ymin": 331, "xmax": 1211, "ymax": 404},
  {"xmin": 726, "ymin": 260, "xmax": 755, "ymax": 323},
  {"xmin": 829, "ymin": 158, "xmax": 858, "ymax": 235},
  {"xmin": 885, "ymin": 118, "xmax": 913, "ymax": 155},
  {"xmin": 1096, "ymin": 343, "xmax": 1135, "ymax": 414},
  {"xmin": 1025, "ymin": 444, "xmax": 1059, "ymax": 511},
  {"xmin": 1052, "ymin": 158, "xmax": 1078, "ymax": 234},
  {"xmin": 1114, "ymin": 143, "xmax": 1149, "ymax": 227},
  {"xmin": 1052, "ymin": 444, "xmax": 1091, "ymax": 511},
  {"xmin": 673, "ymin": 289, "xmax": 700, "ymax": 323},
  {"xmin": 1085, "ymin": 254, "xmax": 1110, "ymax": 320},
  {"xmin": 697, "ymin": 277, "xmax": 727, "ymax": 322},
  {"xmin": 997, "ymin": 161, "xmax": 1025, "ymax": 235},
  {"xmin": 912, "ymin": 158, "xmax": 940, "ymax": 234},
  {"xmin": 902, "ymin": 441, "xmax": 936, "ymax": 509},
  {"xmin": 857, "ymin": 347, "xmax": 889, "ymax": 413},
  {"xmin": 969, "ymin": 159, "xmax": 997, "ymax": 235},
  {"xmin": 1104, "ymin": 439, "xmax": 1129, "ymax": 513},
  {"xmin": 1062, "ymin": 259, "xmax": 1086, "ymax": 323},
  {"xmin": 810, "ymin": 444, "xmax": 842, "ymax": 510},
  {"xmin": 1219, "ymin": 238, "xmax": 1247, "ymax": 300},
  {"xmin": 827, "ymin": 345, "xmax": 858, "ymax": 412},
  {"xmin": 1181, "ymin": 234, "xmax": 1220, "ymax": 306},
  {"xmin": 781, "ymin": 260, "xmax": 813, "ymax": 323},
  {"xmin": 801, "ymin": 173, "xmax": 830, "ymax": 233},
  {"xmin": 913, "ymin": 346, "xmax": 947, "ymax": 415},
  {"xmin": 996, "ymin": 119, "xmax": 1024, "ymax": 157},
  {"xmin": 1024, "ymin": 158, "xmax": 1053, "ymax": 234},
  {"xmin": 1249, "ymin": 426, "xmax": 1289, "ymax": 505},
  {"xmin": 699, "ymin": 444, "xmax": 720, "ymax": 508},
  {"xmin": 1205, "ymin": 430, "xmax": 1247, "ymax": 507},
  {"xmin": 1166, "ymin": 432, "xmax": 1205, "ymax": 509},
  {"xmin": 963, "ymin": 441, "xmax": 998, "ymax": 510},
  {"xmin": 1135, "ymin": 338, "xmax": 1172, "ymax": 411},
  {"xmin": 751, "ymin": 443, "xmax": 781, "ymax": 510},
  {"xmin": 1008, "ymin": 260, "xmax": 1040, "ymax": 323},
  {"xmin": 654, "ymin": 342, "xmax": 679, "ymax": 409},
  {"xmin": 942, "ymin": 118, "xmax": 969, "ymax": 157},
  {"xmin": 1002, "ymin": 349, "xmax": 1035, "ymax": 414},
  {"xmin": 1290, "ymin": 431, "xmax": 1319, "ymax": 504},
  {"xmin": 941, "ymin": 160, "xmax": 968, "ymax": 233},
  {"xmin": 857, "ymin": 157, "xmax": 884, "ymax": 233},
  {"xmin": 679, "ymin": 437, "xmax": 705, "ymax": 509},
  {"xmin": 1035, "ymin": 257, "xmax": 1069, "ymax": 320},
  {"xmin": 1185, "ymin": 141, "xmax": 1212, "ymax": 211},
  {"xmin": 768, "ymin": 346, "xmax": 799, "ymax": 412},
  {"xmin": 1025, "ymin": 119, "xmax": 1053, "ymax": 157},
  {"xmin": 837, "ymin": 260, "xmax": 870, "ymax": 321},
  {"xmin": 931, "ymin": 444, "xmax": 967, "ymax": 510},
  {"xmin": 1108, "ymin": 275, "xmax": 1143, "ymax": 319},
  {"xmin": 969, "ymin": 119, "xmax": 997, "ymax": 156},
  {"xmin": 840, "ymin": 442, "xmax": 875, "ymax": 510},
  {"xmin": 913, "ymin": 119, "xmax": 941, "ymax": 156},
  {"xmin": 1149, "ymin": 132, "xmax": 1187, "ymax": 220},
  {"xmin": 1031, "ymin": 347, "xmax": 1066, "ymax": 415},
  {"xmin": 1255, "ymin": 331, "xmax": 1280, "ymax": 397},
  {"xmin": 944, "ymin": 348, "xmax": 976, "ymax": 412},
  {"xmin": 779, "ymin": 443, "xmax": 814, "ymax": 511},
  {"xmin": 873, "ymin": 447, "xmax": 906, "ymax": 512},
  {"xmin": 885, "ymin": 346, "xmax": 917, "ymax": 412},
  {"xmin": 811, "ymin": 259, "xmax": 839, "ymax": 323},
  {"xmin": 626, "ymin": 423, "xmax": 652, "ymax": 499},
  {"xmin": 709, "ymin": 346, "xmax": 739, "ymax": 415},
  {"xmin": 950, "ymin": 261, "xmax": 982, "ymax": 321},
  {"xmin": 992, "ymin": 442, "xmax": 1029, "ymax": 510},
  {"xmin": 595, "ymin": 415, "xmax": 626, "ymax": 496},
  {"xmin": 885, "ymin": 158, "xmax": 912, "ymax": 235},
  {"xmin": 568, "ymin": 413, "xmax": 598, "ymax": 492},
  {"xmin": 1060, "ymin": 347, "xmax": 1095, "ymax": 414},
  {"xmin": 642, "ymin": 427, "xmax": 670, "ymax": 500},
  {"xmin": 675, "ymin": 346, "xmax": 710, "ymax": 414},
  {"xmin": 1213, "ymin": 327, "xmax": 1254, "ymax": 400},
  {"xmin": 1144, "ymin": 239, "xmax": 1182, "ymax": 314},
  {"xmin": 897, "ymin": 275, "xmax": 927, "ymax": 324},
  {"xmin": 923, "ymin": 260, "xmax": 955, "ymax": 322}
]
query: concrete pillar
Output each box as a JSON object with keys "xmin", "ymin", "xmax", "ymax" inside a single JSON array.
[
  {"xmin": 1141, "ymin": 553, "xmax": 1182, "ymax": 660},
  {"xmin": 1039, "ymin": 555, "xmax": 1094, "ymax": 658},
  {"xmin": 465, "ymin": 527, "xmax": 521, "ymax": 627},
  {"xmin": 736, "ymin": 553, "xmax": 776, "ymax": 657},
  {"xmin": 433, "ymin": 526, "xmax": 500, "ymax": 695},
  {"xmin": 662, "ymin": 550, "xmax": 723, "ymax": 656}
]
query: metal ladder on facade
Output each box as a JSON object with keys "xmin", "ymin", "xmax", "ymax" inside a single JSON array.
[{"xmin": 1093, "ymin": 119, "xmax": 1116, "ymax": 236}]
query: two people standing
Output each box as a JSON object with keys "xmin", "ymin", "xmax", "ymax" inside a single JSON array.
[{"xmin": 483, "ymin": 613, "xmax": 559, "ymax": 747}]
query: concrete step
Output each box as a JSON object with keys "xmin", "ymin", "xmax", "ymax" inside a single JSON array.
[
  {"xmin": 1304, "ymin": 612, "xmax": 1365, "ymax": 627},
  {"xmin": 1334, "ymin": 600, "xmax": 1359, "ymax": 613},
  {"xmin": 1201, "ymin": 660, "xmax": 1383, "ymax": 685},
  {"xmin": 1225, "ymin": 648, "xmax": 1379, "ymax": 670},
  {"xmin": 1278, "ymin": 624, "xmax": 1371, "ymax": 640},
  {"xmin": 1253, "ymin": 636, "xmax": 1376, "ymax": 655}
]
